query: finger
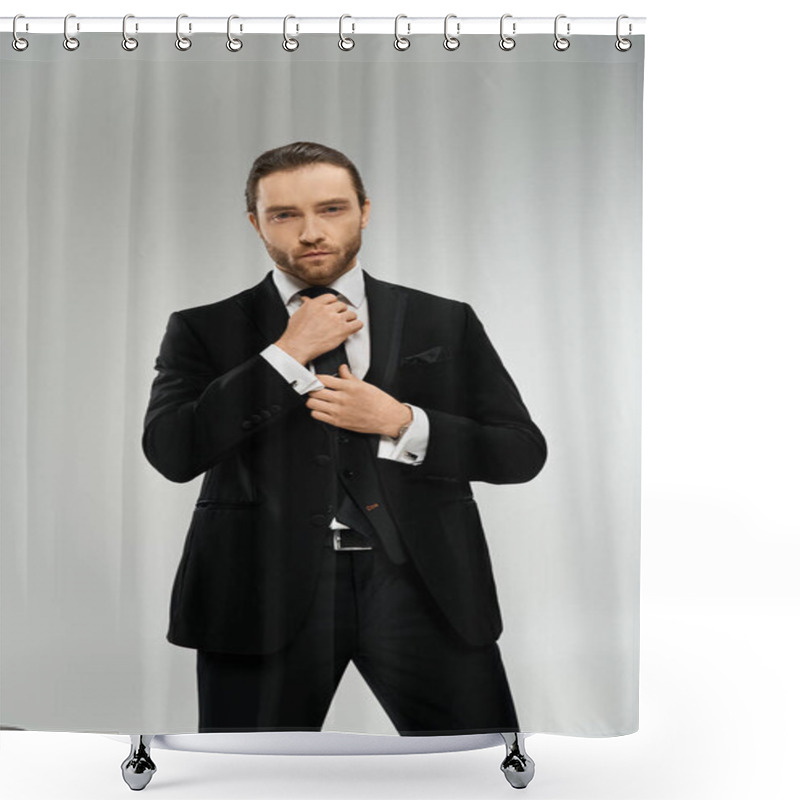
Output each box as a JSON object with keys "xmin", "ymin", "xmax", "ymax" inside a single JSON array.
[
  {"xmin": 316, "ymin": 374, "xmax": 346, "ymax": 388},
  {"xmin": 306, "ymin": 388, "xmax": 337, "ymax": 402},
  {"xmin": 309, "ymin": 409, "xmax": 337, "ymax": 425}
]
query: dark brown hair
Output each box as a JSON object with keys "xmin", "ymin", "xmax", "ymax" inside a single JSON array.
[{"xmin": 245, "ymin": 141, "xmax": 367, "ymax": 216}]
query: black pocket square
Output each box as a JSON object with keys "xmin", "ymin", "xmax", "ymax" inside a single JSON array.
[{"xmin": 401, "ymin": 345, "xmax": 451, "ymax": 366}]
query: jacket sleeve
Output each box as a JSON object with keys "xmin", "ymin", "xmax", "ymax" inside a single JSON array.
[
  {"xmin": 142, "ymin": 310, "xmax": 306, "ymax": 483},
  {"xmin": 416, "ymin": 303, "xmax": 547, "ymax": 485}
]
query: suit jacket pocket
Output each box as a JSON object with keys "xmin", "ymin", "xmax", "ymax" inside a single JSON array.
[
  {"xmin": 195, "ymin": 499, "xmax": 263, "ymax": 510},
  {"xmin": 400, "ymin": 344, "xmax": 452, "ymax": 367}
]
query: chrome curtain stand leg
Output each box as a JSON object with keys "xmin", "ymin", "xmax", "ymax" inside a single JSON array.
[
  {"xmin": 121, "ymin": 735, "xmax": 157, "ymax": 791},
  {"xmin": 500, "ymin": 732, "xmax": 535, "ymax": 789}
]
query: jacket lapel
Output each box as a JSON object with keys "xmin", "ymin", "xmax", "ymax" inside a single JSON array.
[
  {"xmin": 236, "ymin": 271, "xmax": 289, "ymax": 349},
  {"xmin": 362, "ymin": 270, "xmax": 407, "ymax": 394}
]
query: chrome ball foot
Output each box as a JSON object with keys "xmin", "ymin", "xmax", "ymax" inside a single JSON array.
[
  {"xmin": 500, "ymin": 732, "xmax": 535, "ymax": 789},
  {"xmin": 121, "ymin": 735, "xmax": 156, "ymax": 791}
]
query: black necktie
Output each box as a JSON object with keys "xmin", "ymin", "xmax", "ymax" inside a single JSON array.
[
  {"xmin": 297, "ymin": 286, "xmax": 349, "ymax": 376},
  {"xmin": 295, "ymin": 284, "xmax": 406, "ymax": 562},
  {"xmin": 297, "ymin": 286, "xmax": 366, "ymax": 533}
]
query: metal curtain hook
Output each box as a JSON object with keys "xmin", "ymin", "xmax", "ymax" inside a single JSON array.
[
  {"xmin": 12, "ymin": 14, "xmax": 29, "ymax": 51},
  {"xmin": 175, "ymin": 14, "xmax": 192, "ymax": 50},
  {"xmin": 227, "ymin": 15, "xmax": 243, "ymax": 51},
  {"xmin": 394, "ymin": 14, "xmax": 410, "ymax": 51},
  {"xmin": 499, "ymin": 14, "xmax": 516, "ymax": 51},
  {"xmin": 553, "ymin": 14, "xmax": 570, "ymax": 51},
  {"xmin": 339, "ymin": 14, "xmax": 355, "ymax": 50},
  {"xmin": 283, "ymin": 15, "xmax": 299, "ymax": 51},
  {"xmin": 122, "ymin": 14, "xmax": 139, "ymax": 51},
  {"xmin": 615, "ymin": 14, "xmax": 632, "ymax": 51},
  {"xmin": 63, "ymin": 13, "xmax": 80, "ymax": 51},
  {"xmin": 443, "ymin": 14, "xmax": 460, "ymax": 51}
]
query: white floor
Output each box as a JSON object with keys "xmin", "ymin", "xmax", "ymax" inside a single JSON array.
[{"xmin": 2, "ymin": 599, "xmax": 797, "ymax": 800}]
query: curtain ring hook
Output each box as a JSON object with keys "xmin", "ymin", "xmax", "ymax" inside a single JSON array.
[
  {"xmin": 615, "ymin": 15, "xmax": 632, "ymax": 52},
  {"xmin": 443, "ymin": 14, "xmax": 460, "ymax": 51},
  {"xmin": 394, "ymin": 15, "xmax": 410, "ymax": 51},
  {"xmin": 63, "ymin": 13, "xmax": 80, "ymax": 51},
  {"xmin": 499, "ymin": 13, "xmax": 516, "ymax": 51},
  {"xmin": 553, "ymin": 14, "xmax": 570, "ymax": 52},
  {"xmin": 226, "ymin": 15, "xmax": 243, "ymax": 52},
  {"xmin": 12, "ymin": 14, "xmax": 29, "ymax": 52},
  {"xmin": 338, "ymin": 14, "xmax": 355, "ymax": 51},
  {"xmin": 122, "ymin": 14, "xmax": 139, "ymax": 51},
  {"xmin": 283, "ymin": 15, "xmax": 299, "ymax": 51},
  {"xmin": 175, "ymin": 14, "xmax": 192, "ymax": 51}
]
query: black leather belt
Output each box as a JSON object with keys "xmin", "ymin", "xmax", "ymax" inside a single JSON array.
[{"xmin": 326, "ymin": 528, "xmax": 374, "ymax": 552}]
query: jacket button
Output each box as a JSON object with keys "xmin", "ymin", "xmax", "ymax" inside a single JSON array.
[
  {"xmin": 310, "ymin": 514, "xmax": 328, "ymax": 526},
  {"xmin": 270, "ymin": 404, "xmax": 282, "ymax": 413},
  {"xmin": 260, "ymin": 408, "xmax": 272, "ymax": 418},
  {"xmin": 250, "ymin": 414, "xmax": 262, "ymax": 424},
  {"xmin": 314, "ymin": 455, "xmax": 331, "ymax": 465},
  {"xmin": 242, "ymin": 420, "xmax": 253, "ymax": 430},
  {"xmin": 338, "ymin": 434, "xmax": 349, "ymax": 444},
  {"xmin": 343, "ymin": 469, "xmax": 357, "ymax": 478}
]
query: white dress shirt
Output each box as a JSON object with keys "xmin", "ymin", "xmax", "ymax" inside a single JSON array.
[{"xmin": 260, "ymin": 263, "xmax": 430, "ymax": 473}]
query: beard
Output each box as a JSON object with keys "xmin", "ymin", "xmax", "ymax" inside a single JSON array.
[{"xmin": 266, "ymin": 229, "xmax": 362, "ymax": 286}]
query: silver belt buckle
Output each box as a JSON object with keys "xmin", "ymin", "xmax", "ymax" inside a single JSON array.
[{"xmin": 333, "ymin": 529, "xmax": 373, "ymax": 552}]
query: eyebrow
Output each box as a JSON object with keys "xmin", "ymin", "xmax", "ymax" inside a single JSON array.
[{"xmin": 263, "ymin": 198, "xmax": 352, "ymax": 213}]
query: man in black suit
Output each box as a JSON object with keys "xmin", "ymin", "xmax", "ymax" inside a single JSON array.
[{"xmin": 143, "ymin": 142, "xmax": 547, "ymax": 735}]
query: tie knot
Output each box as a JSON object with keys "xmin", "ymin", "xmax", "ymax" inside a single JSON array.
[{"xmin": 298, "ymin": 286, "xmax": 338, "ymax": 300}]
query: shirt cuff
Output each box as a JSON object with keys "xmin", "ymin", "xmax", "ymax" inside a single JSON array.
[
  {"xmin": 261, "ymin": 343, "xmax": 323, "ymax": 394},
  {"xmin": 377, "ymin": 404, "xmax": 429, "ymax": 466}
]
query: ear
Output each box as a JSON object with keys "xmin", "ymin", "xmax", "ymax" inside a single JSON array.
[
  {"xmin": 247, "ymin": 212, "xmax": 262, "ymax": 236},
  {"xmin": 360, "ymin": 198, "xmax": 371, "ymax": 230}
]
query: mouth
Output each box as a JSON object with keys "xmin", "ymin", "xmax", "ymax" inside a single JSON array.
[{"xmin": 300, "ymin": 251, "xmax": 332, "ymax": 259}]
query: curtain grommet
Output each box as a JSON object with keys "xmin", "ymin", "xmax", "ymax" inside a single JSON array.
[
  {"xmin": 283, "ymin": 15, "xmax": 299, "ymax": 51},
  {"xmin": 443, "ymin": 14, "xmax": 460, "ymax": 51},
  {"xmin": 338, "ymin": 15, "xmax": 355, "ymax": 51},
  {"xmin": 499, "ymin": 14, "xmax": 516, "ymax": 51},
  {"xmin": 121, "ymin": 14, "xmax": 139, "ymax": 51},
  {"xmin": 394, "ymin": 15, "xmax": 410, "ymax": 51},
  {"xmin": 63, "ymin": 14, "xmax": 80, "ymax": 51},
  {"xmin": 175, "ymin": 14, "xmax": 192, "ymax": 51},
  {"xmin": 226, "ymin": 15, "xmax": 243, "ymax": 52},
  {"xmin": 553, "ymin": 15, "xmax": 570, "ymax": 52},
  {"xmin": 615, "ymin": 15, "xmax": 632, "ymax": 51},
  {"xmin": 12, "ymin": 15, "xmax": 29, "ymax": 51}
]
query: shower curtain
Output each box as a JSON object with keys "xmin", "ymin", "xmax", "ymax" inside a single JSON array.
[{"xmin": 1, "ymin": 26, "xmax": 643, "ymax": 738}]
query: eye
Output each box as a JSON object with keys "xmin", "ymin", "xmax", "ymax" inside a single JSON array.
[
  {"xmin": 323, "ymin": 205, "xmax": 344, "ymax": 214},
  {"xmin": 272, "ymin": 211, "xmax": 295, "ymax": 221}
]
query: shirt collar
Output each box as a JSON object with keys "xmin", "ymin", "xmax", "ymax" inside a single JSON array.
[{"xmin": 272, "ymin": 261, "xmax": 365, "ymax": 309}]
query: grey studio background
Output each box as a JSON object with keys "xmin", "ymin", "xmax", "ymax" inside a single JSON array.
[{"xmin": 0, "ymin": 33, "xmax": 643, "ymax": 735}]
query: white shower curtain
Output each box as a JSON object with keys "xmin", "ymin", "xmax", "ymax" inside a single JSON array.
[{"xmin": 1, "ymin": 26, "xmax": 643, "ymax": 737}]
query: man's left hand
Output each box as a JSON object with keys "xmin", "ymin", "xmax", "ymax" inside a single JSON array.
[{"xmin": 306, "ymin": 365, "xmax": 411, "ymax": 438}]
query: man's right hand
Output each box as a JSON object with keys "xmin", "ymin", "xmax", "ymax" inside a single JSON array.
[{"xmin": 274, "ymin": 294, "xmax": 363, "ymax": 366}]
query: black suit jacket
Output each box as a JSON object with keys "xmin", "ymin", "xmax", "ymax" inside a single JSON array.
[{"xmin": 143, "ymin": 270, "xmax": 546, "ymax": 655}]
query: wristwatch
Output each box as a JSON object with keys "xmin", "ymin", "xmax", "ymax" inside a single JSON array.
[{"xmin": 393, "ymin": 404, "xmax": 413, "ymax": 440}]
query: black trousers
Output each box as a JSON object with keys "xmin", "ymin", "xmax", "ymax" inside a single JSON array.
[{"xmin": 197, "ymin": 538, "xmax": 519, "ymax": 735}]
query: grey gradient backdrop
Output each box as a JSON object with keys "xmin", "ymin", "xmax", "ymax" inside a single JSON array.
[{"xmin": 0, "ymin": 32, "xmax": 643, "ymax": 736}]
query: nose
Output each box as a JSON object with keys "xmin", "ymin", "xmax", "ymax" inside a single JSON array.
[{"xmin": 299, "ymin": 214, "xmax": 324, "ymax": 244}]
